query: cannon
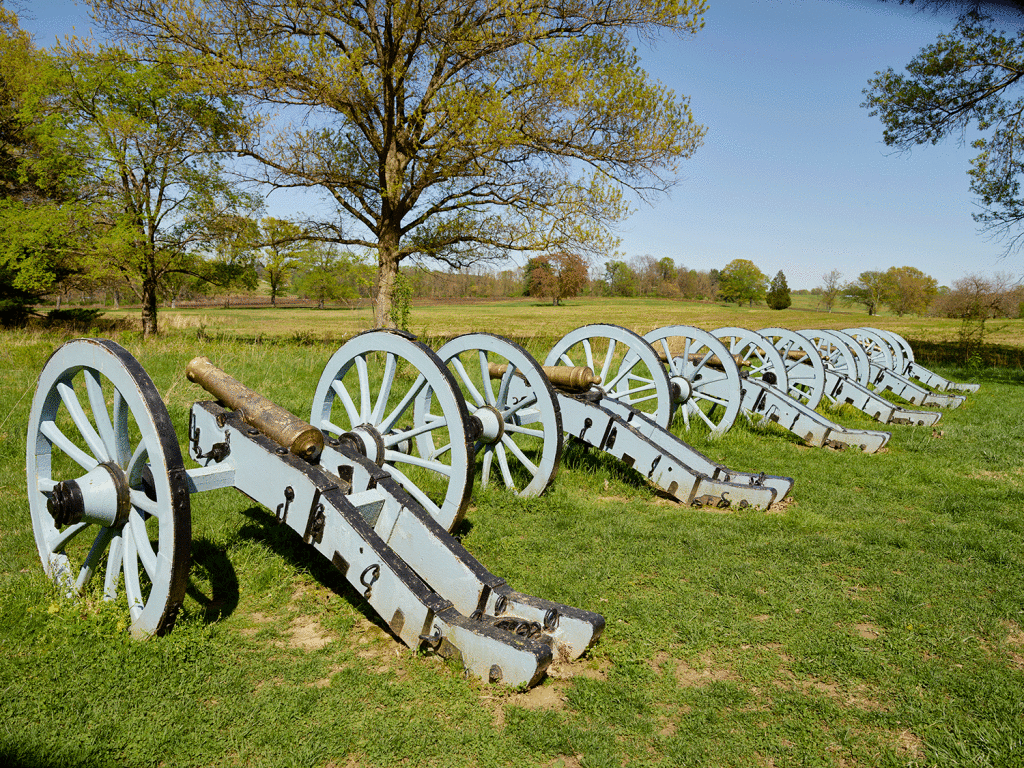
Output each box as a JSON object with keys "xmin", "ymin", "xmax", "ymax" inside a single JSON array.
[
  {"xmin": 315, "ymin": 328, "xmax": 789, "ymax": 511},
  {"xmin": 794, "ymin": 329, "xmax": 942, "ymax": 427},
  {"xmin": 844, "ymin": 329, "xmax": 966, "ymax": 408},
  {"xmin": 421, "ymin": 331, "xmax": 790, "ymax": 512},
  {"xmin": 854, "ymin": 327, "xmax": 980, "ymax": 394},
  {"xmin": 27, "ymin": 338, "xmax": 604, "ymax": 687},
  {"xmin": 634, "ymin": 325, "xmax": 892, "ymax": 452}
]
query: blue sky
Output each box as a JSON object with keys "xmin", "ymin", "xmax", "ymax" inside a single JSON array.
[{"xmin": 16, "ymin": 0, "xmax": 1020, "ymax": 289}]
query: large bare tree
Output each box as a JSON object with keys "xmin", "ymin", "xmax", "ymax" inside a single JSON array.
[{"xmin": 90, "ymin": 0, "xmax": 707, "ymax": 326}]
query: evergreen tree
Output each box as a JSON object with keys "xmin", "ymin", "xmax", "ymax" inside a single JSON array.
[{"xmin": 766, "ymin": 270, "xmax": 791, "ymax": 310}]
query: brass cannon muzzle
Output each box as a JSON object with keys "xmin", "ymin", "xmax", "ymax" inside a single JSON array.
[
  {"xmin": 487, "ymin": 363, "xmax": 601, "ymax": 392},
  {"xmin": 186, "ymin": 356, "xmax": 324, "ymax": 462}
]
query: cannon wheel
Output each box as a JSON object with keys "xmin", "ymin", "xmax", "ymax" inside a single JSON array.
[
  {"xmin": 642, "ymin": 325, "xmax": 742, "ymax": 437},
  {"xmin": 884, "ymin": 330, "xmax": 916, "ymax": 370},
  {"xmin": 846, "ymin": 328, "xmax": 897, "ymax": 372},
  {"xmin": 712, "ymin": 327, "xmax": 791, "ymax": 393},
  {"xmin": 814, "ymin": 329, "xmax": 872, "ymax": 387},
  {"xmin": 429, "ymin": 334, "xmax": 563, "ymax": 498},
  {"xmin": 26, "ymin": 338, "xmax": 191, "ymax": 638},
  {"xmin": 866, "ymin": 328, "xmax": 912, "ymax": 375},
  {"xmin": 545, "ymin": 324, "xmax": 674, "ymax": 429},
  {"xmin": 758, "ymin": 327, "xmax": 827, "ymax": 410},
  {"xmin": 797, "ymin": 330, "xmax": 860, "ymax": 383},
  {"xmin": 312, "ymin": 330, "xmax": 475, "ymax": 531}
]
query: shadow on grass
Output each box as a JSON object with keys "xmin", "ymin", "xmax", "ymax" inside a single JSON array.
[
  {"xmin": 232, "ymin": 505, "xmax": 389, "ymax": 633},
  {"xmin": 560, "ymin": 438, "xmax": 651, "ymax": 492},
  {"xmin": 185, "ymin": 538, "xmax": 240, "ymax": 624}
]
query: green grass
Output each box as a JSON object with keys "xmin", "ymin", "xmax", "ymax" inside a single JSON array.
[{"xmin": 1, "ymin": 318, "xmax": 1023, "ymax": 767}]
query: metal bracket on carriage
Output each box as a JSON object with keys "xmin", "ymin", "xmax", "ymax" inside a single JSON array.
[{"xmin": 185, "ymin": 362, "xmax": 604, "ymax": 687}]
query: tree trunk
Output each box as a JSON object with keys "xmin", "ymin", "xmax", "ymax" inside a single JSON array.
[
  {"xmin": 375, "ymin": 228, "xmax": 400, "ymax": 328},
  {"xmin": 141, "ymin": 279, "xmax": 159, "ymax": 338}
]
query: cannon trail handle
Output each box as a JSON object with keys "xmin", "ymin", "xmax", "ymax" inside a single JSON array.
[{"xmin": 186, "ymin": 356, "xmax": 324, "ymax": 461}]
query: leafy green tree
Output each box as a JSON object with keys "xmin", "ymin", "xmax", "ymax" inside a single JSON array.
[
  {"xmin": 92, "ymin": 0, "xmax": 708, "ymax": 328},
  {"xmin": 844, "ymin": 270, "xmax": 887, "ymax": 315},
  {"xmin": 202, "ymin": 214, "xmax": 261, "ymax": 307},
  {"xmin": 863, "ymin": 13, "xmax": 1024, "ymax": 250},
  {"xmin": 23, "ymin": 44, "xmax": 260, "ymax": 337},
  {"xmin": 293, "ymin": 245, "xmax": 369, "ymax": 309},
  {"xmin": 260, "ymin": 217, "xmax": 308, "ymax": 306},
  {"xmin": 0, "ymin": 7, "xmax": 87, "ymax": 326},
  {"xmin": 880, "ymin": 265, "xmax": 937, "ymax": 316},
  {"xmin": 602, "ymin": 259, "xmax": 637, "ymax": 297},
  {"xmin": 766, "ymin": 269, "xmax": 791, "ymax": 310},
  {"xmin": 718, "ymin": 259, "xmax": 768, "ymax": 306}
]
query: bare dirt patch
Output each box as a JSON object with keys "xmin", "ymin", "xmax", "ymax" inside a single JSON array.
[
  {"xmin": 787, "ymin": 678, "xmax": 884, "ymax": 711},
  {"xmin": 483, "ymin": 655, "xmax": 609, "ymax": 730},
  {"xmin": 767, "ymin": 496, "xmax": 796, "ymax": 514},
  {"xmin": 545, "ymin": 755, "xmax": 584, "ymax": 768},
  {"xmin": 854, "ymin": 623, "xmax": 881, "ymax": 640},
  {"xmin": 896, "ymin": 729, "xmax": 925, "ymax": 760},
  {"xmin": 675, "ymin": 652, "xmax": 738, "ymax": 687},
  {"xmin": 1002, "ymin": 620, "xmax": 1024, "ymax": 668},
  {"xmin": 284, "ymin": 616, "xmax": 335, "ymax": 650},
  {"xmin": 309, "ymin": 665, "xmax": 346, "ymax": 688},
  {"xmin": 547, "ymin": 655, "xmax": 611, "ymax": 682}
]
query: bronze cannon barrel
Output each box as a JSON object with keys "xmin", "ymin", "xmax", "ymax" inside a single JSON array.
[
  {"xmin": 654, "ymin": 349, "xmax": 747, "ymax": 369},
  {"xmin": 486, "ymin": 362, "xmax": 601, "ymax": 392},
  {"xmin": 186, "ymin": 356, "xmax": 324, "ymax": 462}
]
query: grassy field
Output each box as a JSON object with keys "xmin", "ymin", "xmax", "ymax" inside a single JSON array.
[
  {"xmin": 88, "ymin": 295, "xmax": 1024, "ymax": 361},
  {"xmin": 1, "ymin": 304, "xmax": 1022, "ymax": 767}
]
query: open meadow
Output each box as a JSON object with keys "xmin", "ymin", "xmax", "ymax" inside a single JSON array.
[{"xmin": 1, "ymin": 298, "xmax": 1022, "ymax": 767}]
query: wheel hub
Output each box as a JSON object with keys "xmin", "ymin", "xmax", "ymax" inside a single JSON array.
[
  {"xmin": 339, "ymin": 424, "xmax": 387, "ymax": 467},
  {"xmin": 473, "ymin": 405, "xmax": 505, "ymax": 444},
  {"xmin": 671, "ymin": 376, "xmax": 693, "ymax": 403},
  {"xmin": 47, "ymin": 461, "xmax": 131, "ymax": 529}
]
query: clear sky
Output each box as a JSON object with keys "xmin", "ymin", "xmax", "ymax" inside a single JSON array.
[{"xmin": 15, "ymin": 0, "xmax": 1022, "ymax": 289}]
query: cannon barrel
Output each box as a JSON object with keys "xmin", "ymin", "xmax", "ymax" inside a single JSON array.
[
  {"xmin": 654, "ymin": 349, "xmax": 748, "ymax": 369},
  {"xmin": 186, "ymin": 356, "xmax": 324, "ymax": 461},
  {"xmin": 487, "ymin": 362, "xmax": 601, "ymax": 392}
]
